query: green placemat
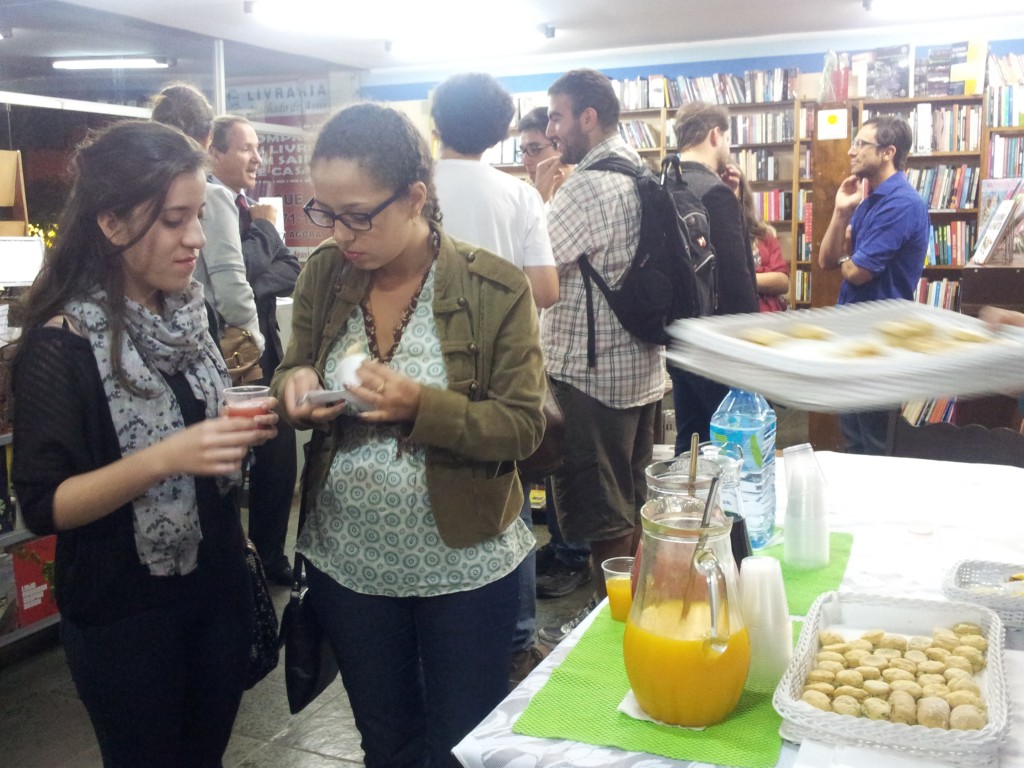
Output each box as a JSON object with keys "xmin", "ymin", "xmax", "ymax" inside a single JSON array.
[
  {"xmin": 514, "ymin": 608, "xmax": 783, "ymax": 768},
  {"xmin": 760, "ymin": 531, "xmax": 854, "ymax": 615}
]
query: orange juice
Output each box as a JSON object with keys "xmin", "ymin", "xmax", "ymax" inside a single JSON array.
[
  {"xmin": 605, "ymin": 576, "xmax": 633, "ymax": 621},
  {"xmin": 623, "ymin": 600, "xmax": 750, "ymax": 726}
]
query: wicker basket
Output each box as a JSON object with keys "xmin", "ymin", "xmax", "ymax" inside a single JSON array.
[
  {"xmin": 943, "ymin": 560, "xmax": 1024, "ymax": 630},
  {"xmin": 773, "ymin": 591, "xmax": 1009, "ymax": 767}
]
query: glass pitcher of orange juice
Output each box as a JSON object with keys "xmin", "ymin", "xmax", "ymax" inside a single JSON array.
[{"xmin": 624, "ymin": 462, "xmax": 750, "ymax": 727}]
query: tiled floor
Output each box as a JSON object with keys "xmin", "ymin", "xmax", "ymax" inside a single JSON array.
[
  {"xmin": 0, "ymin": 407, "xmax": 809, "ymax": 767},
  {"xmin": 0, "ymin": 501, "xmax": 595, "ymax": 768}
]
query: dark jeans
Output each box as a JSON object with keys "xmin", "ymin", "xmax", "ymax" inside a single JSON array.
[
  {"xmin": 544, "ymin": 477, "xmax": 590, "ymax": 569},
  {"xmin": 839, "ymin": 410, "xmax": 892, "ymax": 455},
  {"xmin": 307, "ymin": 562, "xmax": 519, "ymax": 768},
  {"xmin": 668, "ymin": 365, "xmax": 728, "ymax": 453},
  {"xmin": 61, "ymin": 562, "xmax": 252, "ymax": 768}
]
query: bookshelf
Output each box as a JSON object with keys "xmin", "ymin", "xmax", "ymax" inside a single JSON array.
[
  {"xmin": 727, "ymin": 99, "xmax": 814, "ymax": 308},
  {"xmin": 617, "ymin": 107, "xmax": 670, "ymax": 170}
]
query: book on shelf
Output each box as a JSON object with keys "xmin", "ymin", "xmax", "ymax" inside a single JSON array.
[
  {"xmin": 978, "ymin": 178, "xmax": 1024, "ymax": 232},
  {"xmin": 986, "ymin": 85, "xmax": 1024, "ymax": 128},
  {"xmin": 901, "ymin": 397, "xmax": 956, "ymax": 426},
  {"xmin": 988, "ymin": 133, "xmax": 1024, "ymax": 178},
  {"xmin": 8, "ymin": 534, "xmax": 57, "ymax": 630},
  {"xmin": 971, "ymin": 192, "xmax": 1021, "ymax": 265},
  {"xmin": 987, "ymin": 51, "xmax": 1024, "ymax": 88},
  {"xmin": 914, "ymin": 276, "xmax": 960, "ymax": 308}
]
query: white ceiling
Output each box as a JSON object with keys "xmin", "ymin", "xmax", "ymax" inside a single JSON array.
[{"xmin": 54, "ymin": 0, "xmax": 1024, "ymax": 77}]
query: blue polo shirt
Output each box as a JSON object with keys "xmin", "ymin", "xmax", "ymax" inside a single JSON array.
[{"xmin": 838, "ymin": 171, "xmax": 930, "ymax": 305}]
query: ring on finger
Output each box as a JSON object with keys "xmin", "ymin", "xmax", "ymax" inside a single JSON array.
[{"xmin": 375, "ymin": 381, "xmax": 387, "ymax": 394}]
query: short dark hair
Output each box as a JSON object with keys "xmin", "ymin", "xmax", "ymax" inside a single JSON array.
[
  {"xmin": 431, "ymin": 73, "xmax": 514, "ymax": 155},
  {"xmin": 862, "ymin": 115, "xmax": 913, "ymax": 170},
  {"xmin": 517, "ymin": 107, "xmax": 548, "ymax": 134},
  {"xmin": 210, "ymin": 115, "xmax": 252, "ymax": 153},
  {"xmin": 151, "ymin": 83, "xmax": 213, "ymax": 145},
  {"xmin": 548, "ymin": 69, "xmax": 620, "ymax": 129},
  {"xmin": 673, "ymin": 102, "xmax": 730, "ymax": 151},
  {"xmin": 312, "ymin": 103, "xmax": 441, "ymax": 229}
]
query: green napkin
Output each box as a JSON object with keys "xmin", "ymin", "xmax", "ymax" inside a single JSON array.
[
  {"xmin": 514, "ymin": 609, "xmax": 783, "ymax": 768},
  {"xmin": 760, "ymin": 531, "xmax": 854, "ymax": 615}
]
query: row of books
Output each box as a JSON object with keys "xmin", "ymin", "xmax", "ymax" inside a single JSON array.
[
  {"xmin": 610, "ymin": 69, "xmax": 802, "ymax": 112},
  {"xmin": 925, "ymin": 220, "xmax": 977, "ymax": 266},
  {"xmin": 987, "ymin": 52, "xmax": 1024, "ymax": 87},
  {"xmin": 752, "ymin": 189, "xmax": 796, "ymax": 223},
  {"xmin": 987, "ymin": 85, "xmax": 1024, "ymax": 128},
  {"xmin": 906, "ymin": 164, "xmax": 979, "ymax": 211},
  {"xmin": 901, "ymin": 397, "xmax": 956, "ymax": 426},
  {"xmin": 913, "ymin": 276, "xmax": 960, "ymax": 310},
  {"xmin": 734, "ymin": 148, "xmax": 794, "ymax": 182},
  {"xmin": 617, "ymin": 120, "xmax": 659, "ymax": 151},
  {"xmin": 792, "ymin": 269, "xmax": 812, "ymax": 303},
  {"xmin": 675, "ymin": 69, "xmax": 801, "ymax": 108},
  {"xmin": 481, "ymin": 136, "xmax": 520, "ymax": 166},
  {"xmin": 729, "ymin": 109, "xmax": 810, "ymax": 145},
  {"xmin": 989, "ymin": 134, "xmax": 1024, "ymax": 178},
  {"xmin": 863, "ymin": 103, "xmax": 981, "ymax": 154},
  {"xmin": 796, "ymin": 229, "xmax": 812, "ymax": 262}
]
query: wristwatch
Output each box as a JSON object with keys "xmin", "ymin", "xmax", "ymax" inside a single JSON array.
[{"xmin": 837, "ymin": 256, "xmax": 851, "ymax": 265}]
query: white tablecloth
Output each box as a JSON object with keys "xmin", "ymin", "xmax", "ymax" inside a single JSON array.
[{"xmin": 453, "ymin": 452, "xmax": 1024, "ymax": 767}]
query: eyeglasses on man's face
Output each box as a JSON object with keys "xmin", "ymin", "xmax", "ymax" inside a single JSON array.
[
  {"xmin": 520, "ymin": 141, "xmax": 555, "ymax": 157},
  {"xmin": 303, "ymin": 187, "xmax": 406, "ymax": 231},
  {"xmin": 850, "ymin": 139, "xmax": 882, "ymax": 150}
]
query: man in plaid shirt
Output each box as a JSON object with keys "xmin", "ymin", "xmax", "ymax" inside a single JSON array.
[{"xmin": 537, "ymin": 69, "xmax": 665, "ymax": 645}]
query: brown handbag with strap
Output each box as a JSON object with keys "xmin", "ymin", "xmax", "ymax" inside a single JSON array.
[
  {"xmin": 517, "ymin": 381, "xmax": 565, "ymax": 483},
  {"xmin": 220, "ymin": 326, "xmax": 263, "ymax": 385}
]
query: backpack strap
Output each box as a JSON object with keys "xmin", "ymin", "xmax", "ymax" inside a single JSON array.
[{"xmin": 577, "ymin": 156, "xmax": 643, "ymax": 368}]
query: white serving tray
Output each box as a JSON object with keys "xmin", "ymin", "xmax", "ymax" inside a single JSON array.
[
  {"xmin": 773, "ymin": 591, "xmax": 1009, "ymax": 767},
  {"xmin": 664, "ymin": 301, "xmax": 1024, "ymax": 412}
]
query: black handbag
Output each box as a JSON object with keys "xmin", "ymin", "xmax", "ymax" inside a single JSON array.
[
  {"xmin": 244, "ymin": 539, "xmax": 280, "ymax": 689},
  {"xmin": 278, "ymin": 433, "xmax": 339, "ymax": 714},
  {"xmin": 279, "ymin": 552, "xmax": 339, "ymax": 714}
]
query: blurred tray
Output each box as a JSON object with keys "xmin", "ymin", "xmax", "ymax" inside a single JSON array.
[
  {"xmin": 665, "ymin": 301, "xmax": 1024, "ymax": 412},
  {"xmin": 944, "ymin": 560, "xmax": 1024, "ymax": 630},
  {"xmin": 773, "ymin": 591, "xmax": 1008, "ymax": 767}
]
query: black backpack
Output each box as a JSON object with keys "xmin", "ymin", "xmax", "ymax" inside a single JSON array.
[{"xmin": 577, "ymin": 156, "xmax": 717, "ymax": 367}]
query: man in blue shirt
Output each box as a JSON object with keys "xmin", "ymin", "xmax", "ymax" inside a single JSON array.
[{"xmin": 819, "ymin": 115, "xmax": 930, "ymax": 453}]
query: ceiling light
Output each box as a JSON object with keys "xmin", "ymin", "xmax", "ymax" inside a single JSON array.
[{"xmin": 52, "ymin": 57, "xmax": 173, "ymax": 70}]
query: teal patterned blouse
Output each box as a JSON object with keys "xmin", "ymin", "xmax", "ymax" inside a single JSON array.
[{"xmin": 297, "ymin": 267, "xmax": 533, "ymax": 597}]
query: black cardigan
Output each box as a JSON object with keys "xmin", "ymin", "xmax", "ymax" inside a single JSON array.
[{"xmin": 12, "ymin": 325, "xmax": 246, "ymax": 626}]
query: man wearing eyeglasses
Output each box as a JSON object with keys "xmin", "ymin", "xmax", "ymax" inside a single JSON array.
[
  {"xmin": 210, "ymin": 115, "xmax": 302, "ymax": 585},
  {"xmin": 819, "ymin": 114, "xmax": 930, "ymax": 454},
  {"xmin": 517, "ymin": 107, "xmax": 571, "ymax": 203}
]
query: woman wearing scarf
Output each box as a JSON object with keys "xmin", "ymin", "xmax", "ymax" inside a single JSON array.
[{"xmin": 11, "ymin": 120, "xmax": 277, "ymax": 767}]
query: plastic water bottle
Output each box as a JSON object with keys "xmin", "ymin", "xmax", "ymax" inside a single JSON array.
[{"xmin": 709, "ymin": 388, "xmax": 776, "ymax": 549}]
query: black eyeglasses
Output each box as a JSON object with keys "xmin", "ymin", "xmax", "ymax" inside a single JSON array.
[
  {"xmin": 303, "ymin": 187, "xmax": 406, "ymax": 231},
  {"xmin": 520, "ymin": 142, "xmax": 555, "ymax": 157}
]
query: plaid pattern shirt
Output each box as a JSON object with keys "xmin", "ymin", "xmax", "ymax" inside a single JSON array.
[{"xmin": 540, "ymin": 136, "xmax": 665, "ymax": 409}]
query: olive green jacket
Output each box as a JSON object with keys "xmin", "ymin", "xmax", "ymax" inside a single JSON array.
[{"xmin": 271, "ymin": 233, "xmax": 546, "ymax": 548}]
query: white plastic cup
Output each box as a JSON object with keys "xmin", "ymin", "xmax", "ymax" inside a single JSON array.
[
  {"xmin": 739, "ymin": 556, "xmax": 792, "ymax": 692},
  {"xmin": 782, "ymin": 443, "xmax": 829, "ymax": 570}
]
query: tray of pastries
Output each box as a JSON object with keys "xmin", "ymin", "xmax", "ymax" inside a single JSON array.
[
  {"xmin": 773, "ymin": 591, "xmax": 1008, "ymax": 767},
  {"xmin": 664, "ymin": 300, "xmax": 1024, "ymax": 411}
]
